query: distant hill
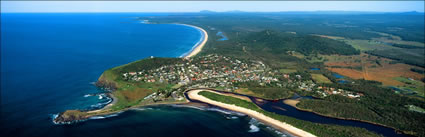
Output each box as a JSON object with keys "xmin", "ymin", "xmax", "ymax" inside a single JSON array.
[{"xmin": 240, "ymin": 30, "xmax": 360, "ymax": 55}]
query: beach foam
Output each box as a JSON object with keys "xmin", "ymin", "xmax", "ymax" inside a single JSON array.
[
  {"xmin": 131, "ymin": 107, "xmax": 154, "ymax": 111},
  {"xmin": 169, "ymin": 104, "xmax": 207, "ymax": 111},
  {"xmin": 89, "ymin": 95, "xmax": 112, "ymax": 109},
  {"xmin": 206, "ymin": 107, "xmax": 246, "ymax": 116},
  {"xmin": 89, "ymin": 112, "xmax": 122, "ymax": 120},
  {"xmin": 84, "ymin": 94, "xmax": 92, "ymax": 98},
  {"xmin": 248, "ymin": 118, "xmax": 262, "ymax": 132},
  {"xmin": 266, "ymin": 127, "xmax": 292, "ymax": 137}
]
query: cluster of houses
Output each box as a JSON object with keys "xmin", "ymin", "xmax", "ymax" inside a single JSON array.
[
  {"xmin": 122, "ymin": 54, "xmax": 364, "ymax": 101},
  {"xmin": 122, "ymin": 54, "xmax": 275, "ymax": 87},
  {"xmin": 314, "ymin": 86, "xmax": 364, "ymax": 99}
]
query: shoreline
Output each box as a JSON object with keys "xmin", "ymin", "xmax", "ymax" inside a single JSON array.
[
  {"xmin": 55, "ymin": 23, "xmax": 208, "ymax": 122},
  {"xmin": 86, "ymin": 24, "xmax": 206, "ymax": 114},
  {"xmin": 177, "ymin": 24, "xmax": 208, "ymax": 58},
  {"xmin": 187, "ymin": 89, "xmax": 316, "ymax": 137}
]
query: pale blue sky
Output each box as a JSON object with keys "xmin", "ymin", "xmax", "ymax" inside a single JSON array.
[{"xmin": 1, "ymin": 1, "xmax": 424, "ymax": 13}]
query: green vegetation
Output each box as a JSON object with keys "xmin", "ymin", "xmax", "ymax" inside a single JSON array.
[
  {"xmin": 58, "ymin": 13, "xmax": 425, "ymax": 136},
  {"xmin": 198, "ymin": 91, "xmax": 382, "ymax": 137},
  {"xmin": 297, "ymin": 79, "xmax": 425, "ymax": 136},
  {"xmin": 410, "ymin": 68, "xmax": 425, "ymax": 74},
  {"xmin": 405, "ymin": 105, "xmax": 425, "ymax": 114},
  {"xmin": 393, "ymin": 77, "xmax": 425, "ymax": 97},
  {"xmin": 233, "ymin": 81, "xmax": 294, "ymax": 99},
  {"xmin": 113, "ymin": 57, "xmax": 184, "ymax": 75},
  {"xmin": 390, "ymin": 44, "xmax": 425, "ymax": 49},
  {"xmin": 311, "ymin": 74, "xmax": 332, "ymax": 83},
  {"xmin": 279, "ymin": 69, "xmax": 297, "ymax": 73},
  {"xmin": 366, "ymin": 49, "xmax": 425, "ymax": 67},
  {"xmin": 147, "ymin": 13, "xmax": 424, "ymax": 43},
  {"xmin": 344, "ymin": 39, "xmax": 397, "ymax": 51},
  {"xmin": 97, "ymin": 57, "xmax": 187, "ymax": 111},
  {"xmin": 240, "ymin": 30, "xmax": 360, "ymax": 56},
  {"xmin": 53, "ymin": 110, "xmax": 88, "ymax": 123}
]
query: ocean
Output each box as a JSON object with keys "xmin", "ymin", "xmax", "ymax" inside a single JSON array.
[{"xmin": 0, "ymin": 13, "xmax": 287, "ymax": 137}]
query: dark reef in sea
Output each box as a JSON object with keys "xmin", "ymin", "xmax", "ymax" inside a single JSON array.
[{"xmin": 53, "ymin": 110, "xmax": 89, "ymax": 124}]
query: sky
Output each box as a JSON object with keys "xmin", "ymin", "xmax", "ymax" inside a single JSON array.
[{"xmin": 1, "ymin": 1, "xmax": 424, "ymax": 13}]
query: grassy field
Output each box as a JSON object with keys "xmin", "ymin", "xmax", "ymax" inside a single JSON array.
[
  {"xmin": 198, "ymin": 91, "xmax": 382, "ymax": 137},
  {"xmin": 279, "ymin": 69, "xmax": 297, "ymax": 73},
  {"xmin": 315, "ymin": 32, "xmax": 425, "ymax": 52},
  {"xmin": 393, "ymin": 77, "xmax": 425, "ymax": 97},
  {"xmin": 313, "ymin": 34, "xmax": 399, "ymax": 51},
  {"xmin": 234, "ymin": 88, "xmax": 257, "ymax": 96},
  {"xmin": 96, "ymin": 58, "xmax": 186, "ymax": 111},
  {"xmin": 311, "ymin": 74, "xmax": 332, "ymax": 83},
  {"xmin": 344, "ymin": 39, "xmax": 397, "ymax": 51}
]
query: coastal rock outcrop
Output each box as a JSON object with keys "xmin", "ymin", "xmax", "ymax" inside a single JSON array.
[
  {"xmin": 95, "ymin": 72, "xmax": 117, "ymax": 91},
  {"xmin": 53, "ymin": 110, "xmax": 88, "ymax": 124}
]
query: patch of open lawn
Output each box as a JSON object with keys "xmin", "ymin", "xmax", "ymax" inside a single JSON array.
[{"xmin": 311, "ymin": 74, "xmax": 332, "ymax": 83}]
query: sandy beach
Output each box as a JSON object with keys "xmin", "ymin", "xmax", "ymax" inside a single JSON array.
[
  {"xmin": 181, "ymin": 24, "xmax": 208, "ymax": 58},
  {"xmin": 187, "ymin": 89, "xmax": 316, "ymax": 137},
  {"xmin": 283, "ymin": 99, "xmax": 300, "ymax": 108}
]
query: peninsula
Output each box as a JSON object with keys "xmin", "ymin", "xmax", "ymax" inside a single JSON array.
[{"xmin": 55, "ymin": 12, "xmax": 425, "ymax": 137}]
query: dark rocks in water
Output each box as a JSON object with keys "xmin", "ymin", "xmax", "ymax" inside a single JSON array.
[
  {"xmin": 95, "ymin": 81, "xmax": 117, "ymax": 91},
  {"xmin": 53, "ymin": 110, "xmax": 88, "ymax": 124}
]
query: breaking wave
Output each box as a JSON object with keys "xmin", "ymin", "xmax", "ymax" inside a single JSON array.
[
  {"xmin": 89, "ymin": 95, "xmax": 112, "ymax": 109},
  {"xmin": 169, "ymin": 104, "xmax": 206, "ymax": 111},
  {"xmin": 248, "ymin": 124, "xmax": 260, "ymax": 133},
  {"xmin": 131, "ymin": 107, "xmax": 154, "ymax": 111},
  {"xmin": 248, "ymin": 118, "xmax": 262, "ymax": 132},
  {"xmin": 226, "ymin": 116, "xmax": 239, "ymax": 120},
  {"xmin": 89, "ymin": 112, "xmax": 123, "ymax": 120},
  {"xmin": 266, "ymin": 127, "xmax": 292, "ymax": 137},
  {"xmin": 206, "ymin": 107, "xmax": 246, "ymax": 116},
  {"xmin": 84, "ymin": 94, "xmax": 93, "ymax": 98}
]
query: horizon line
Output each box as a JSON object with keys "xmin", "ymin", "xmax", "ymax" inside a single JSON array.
[{"xmin": 2, "ymin": 10, "xmax": 424, "ymax": 14}]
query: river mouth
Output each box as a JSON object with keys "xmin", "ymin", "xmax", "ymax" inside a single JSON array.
[{"xmin": 184, "ymin": 88, "xmax": 412, "ymax": 137}]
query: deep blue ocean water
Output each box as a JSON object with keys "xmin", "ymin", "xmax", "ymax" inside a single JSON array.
[{"xmin": 1, "ymin": 13, "xmax": 287, "ymax": 137}]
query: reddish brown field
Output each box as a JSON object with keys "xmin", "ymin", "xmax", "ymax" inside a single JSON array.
[{"xmin": 325, "ymin": 53, "xmax": 424, "ymax": 86}]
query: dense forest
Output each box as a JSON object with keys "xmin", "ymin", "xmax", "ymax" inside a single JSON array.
[
  {"xmin": 366, "ymin": 49, "xmax": 425, "ymax": 67},
  {"xmin": 239, "ymin": 30, "xmax": 360, "ymax": 55},
  {"xmin": 144, "ymin": 12, "xmax": 424, "ymax": 43},
  {"xmin": 297, "ymin": 79, "xmax": 425, "ymax": 136}
]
